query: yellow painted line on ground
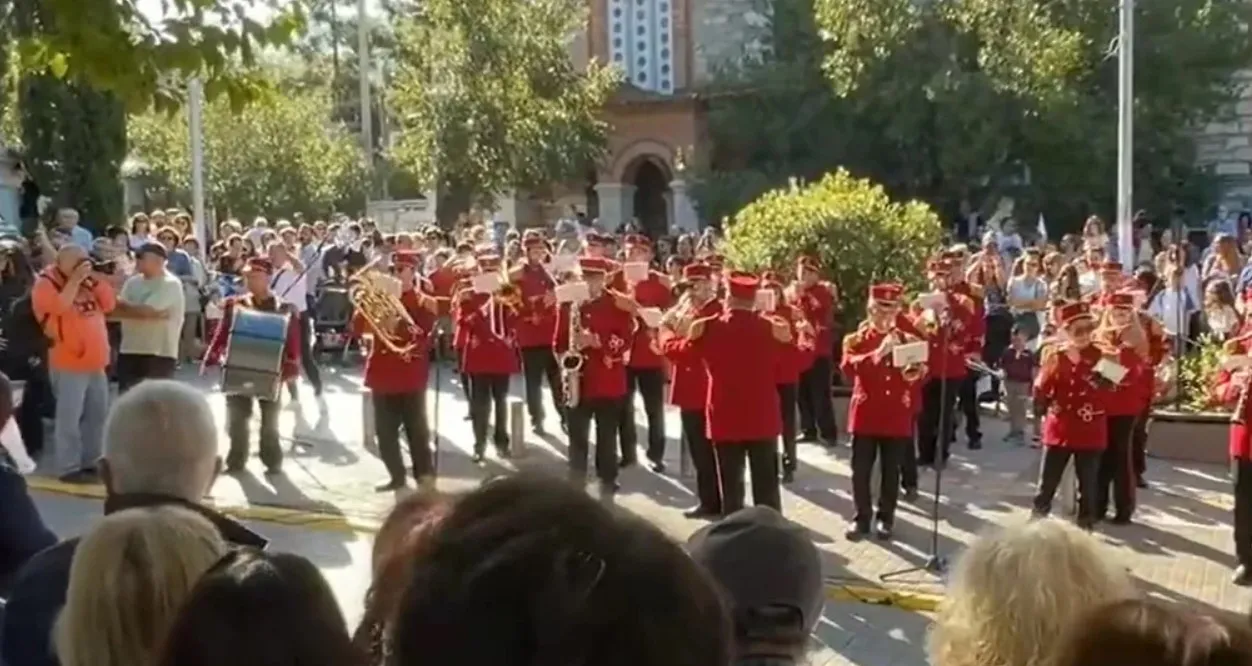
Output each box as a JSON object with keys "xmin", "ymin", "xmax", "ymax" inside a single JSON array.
[
  {"xmin": 824, "ymin": 580, "xmax": 942, "ymax": 613},
  {"xmin": 26, "ymin": 477, "xmax": 382, "ymax": 535}
]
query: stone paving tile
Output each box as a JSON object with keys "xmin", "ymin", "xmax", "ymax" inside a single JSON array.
[{"xmin": 30, "ymin": 365, "xmax": 1252, "ymax": 615}]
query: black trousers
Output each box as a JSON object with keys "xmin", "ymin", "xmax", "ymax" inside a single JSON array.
[
  {"xmin": 850, "ymin": 435, "xmax": 906, "ymax": 529},
  {"xmin": 1234, "ymin": 460, "xmax": 1252, "ymax": 567},
  {"xmin": 1133, "ymin": 409, "xmax": 1150, "ymax": 481},
  {"xmin": 567, "ymin": 397, "xmax": 621, "ymax": 485},
  {"xmin": 918, "ymin": 378, "xmax": 960, "ymax": 466},
  {"xmin": 373, "ymin": 391, "xmax": 432, "ymax": 483},
  {"xmin": 14, "ymin": 367, "xmax": 50, "ymax": 457},
  {"xmin": 1097, "ymin": 415, "xmax": 1137, "ymax": 519},
  {"xmin": 1034, "ymin": 448, "xmax": 1100, "ymax": 526},
  {"xmin": 225, "ymin": 395, "xmax": 282, "ymax": 471},
  {"xmin": 681, "ymin": 409, "xmax": 721, "ymax": 511},
  {"xmin": 520, "ymin": 346, "xmax": 563, "ymax": 427},
  {"xmin": 715, "ymin": 440, "xmax": 781, "ymax": 515},
  {"xmin": 620, "ymin": 367, "xmax": 666, "ymax": 463},
  {"xmin": 778, "ymin": 383, "xmax": 798, "ymax": 472},
  {"xmin": 983, "ymin": 311, "xmax": 1013, "ymax": 397},
  {"xmin": 468, "ymin": 373, "xmax": 510, "ymax": 454},
  {"xmin": 797, "ymin": 356, "xmax": 837, "ymax": 439},
  {"xmin": 957, "ymin": 373, "xmax": 981, "ymax": 441},
  {"xmin": 901, "ymin": 426, "xmax": 920, "ymax": 491},
  {"xmin": 297, "ymin": 311, "xmax": 324, "ymax": 395},
  {"xmin": 116, "ymin": 353, "xmax": 177, "ymax": 394}
]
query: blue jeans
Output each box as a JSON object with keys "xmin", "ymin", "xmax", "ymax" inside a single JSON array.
[{"xmin": 49, "ymin": 369, "xmax": 108, "ymax": 475}]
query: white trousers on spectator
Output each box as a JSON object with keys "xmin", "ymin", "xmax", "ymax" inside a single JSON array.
[{"xmin": 50, "ymin": 369, "xmax": 109, "ymax": 475}]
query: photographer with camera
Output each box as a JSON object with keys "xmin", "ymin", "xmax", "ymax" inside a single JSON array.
[{"xmin": 31, "ymin": 244, "xmax": 116, "ymax": 483}]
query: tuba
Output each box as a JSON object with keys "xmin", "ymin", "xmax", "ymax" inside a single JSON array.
[{"xmin": 348, "ymin": 261, "xmax": 421, "ymax": 358}]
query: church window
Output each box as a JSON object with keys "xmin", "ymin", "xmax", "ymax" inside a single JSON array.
[{"xmin": 605, "ymin": 0, "xmax": 675, "ymax": 93}]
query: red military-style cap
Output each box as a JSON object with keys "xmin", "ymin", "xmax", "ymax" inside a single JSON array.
[
  {"xmin": 477, "ymin": 254, "xmax": 502, "ymax": 272},
  {"xmin": 522, "ymin": 228, "xmax": 544, "ymax": 240},
  {"xmin": 1105, "ymin": 291, "xmax": 1136, "ymax": 310},
  {"xmin": 727, "ymin": 271, "xmax": 760, "ymax": 300},
  {"xmin": 705, "ymin": 253, "xmax": 726, "ymax": 269},
  {"xmin": 1055, "ymin": 301, "xmax": 1094, "ymax": 327},
  {"xmin": 624, "ymin": 233, "xmax": 652, "ymax": 249},
  {"xmin": 926, "ymin": 258, "xmax": 950, "ymax": 275},
  {"xmin": 869, "ymin": 282, "xmax": 904, "ymax": 306},
  {"xmin": 523, "ymin": 235, "xmax": 546, "ymax": 250},
  {"xmin": 392, "ymin": 250, "xmax": 421, "ymax": 268},
  {"xmin": 243, "ymin": 257, "xmax": 274, "ymax": 275},
  {"xmin": 579, "ymin": 256, "xmax": 612, "ymax": 275},
  {"xmin": 683, "ymin": 263, "xmax": 713, "ymax": 281},
  {"xmin": 1100, "ymin": 260, "xmax": 1123, "ymax": 273}
]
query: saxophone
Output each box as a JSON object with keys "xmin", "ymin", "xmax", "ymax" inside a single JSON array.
[{"xmin": 558, "ymin": 299, "xmax": 586, "ymax": 409}]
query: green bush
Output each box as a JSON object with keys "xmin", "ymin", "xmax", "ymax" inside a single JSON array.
[
  {"xmin": 723, "ymin": 169, "xmax": 944, "ymax": 325},
  {"xmin": 1173, "ymin": 335, "xmax": 1231, "ymax": 413}
]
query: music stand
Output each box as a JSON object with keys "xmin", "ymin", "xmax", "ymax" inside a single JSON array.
[{"xmin": 881, "ymin": 313, "xmax": 953, "ymax": 582}]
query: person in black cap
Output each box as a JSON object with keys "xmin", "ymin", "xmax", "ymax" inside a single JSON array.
[{"xmin": 687, "ymin": 506, "xmax": 824, "ymax": 665}]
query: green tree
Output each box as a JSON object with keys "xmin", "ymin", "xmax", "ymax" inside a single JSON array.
[
  {"xmin": 128, "ymin": 78, "xmax": 365, "ymax": 220},
  {"xmin": 387, "ymin": 0, "xmax": 620, "ymax": 223},
  {"xmin": 725, "ymin": 169, "xmax": 943, "ymax": 324}
]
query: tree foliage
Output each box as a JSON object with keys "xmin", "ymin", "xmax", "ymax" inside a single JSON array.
[
  {"xmin": 696, "ymin": 0, "xmax": 1251, "ymax": 235},
  {"xmin": 9, "ymin": 0, "xmax": 306, "ymax": 112},
  {"xmin": 387, "ymin": 0, "xmax": 620, "ymax": 222},
  {"xmin": 128, "ymin": 75, "xmax": 365, "ymax": 220},
  {"xmin": 724, "ymin": 169, "xmax": 943, "ymax": 324}
]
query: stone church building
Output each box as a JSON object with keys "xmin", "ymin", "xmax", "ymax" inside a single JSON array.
[{"xmin": 494, "ymin": 0, "xmax": 770, "ymax": 236}]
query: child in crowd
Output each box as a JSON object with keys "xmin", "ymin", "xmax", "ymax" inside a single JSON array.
[{"xmin": 1000, "ymin": 324, "xmax": 1038, "ymax": 446}]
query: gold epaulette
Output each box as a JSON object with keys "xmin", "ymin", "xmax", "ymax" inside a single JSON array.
[
  {"xmin": 1040, "ymin": 344, "xmax": 1060, "ymax": 368},
  {"xmin": 844, "ymin": 329, "xmax": 863, "ymax": 349}
]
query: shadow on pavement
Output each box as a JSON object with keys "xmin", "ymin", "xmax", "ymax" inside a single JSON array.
[{"xmin": 813, "ymin": 601, "xmax": 930, "ymax": 666}]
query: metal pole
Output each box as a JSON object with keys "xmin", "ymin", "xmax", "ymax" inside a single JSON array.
[
  {"xmin": 1116, "ymin": 0, "xmax": 1135, "ymax": 271},
  {"xmin": 358, "ymin": 0, "xmax": 373, "ymax": 211},
  {"xmin": 189, "ymin": 78, "xmax": 207, "ymax": 246}
]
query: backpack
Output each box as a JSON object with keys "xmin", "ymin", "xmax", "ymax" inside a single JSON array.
[{"xmin": 8, "ymin": 274, "xmax": 61, "ymax": 357}]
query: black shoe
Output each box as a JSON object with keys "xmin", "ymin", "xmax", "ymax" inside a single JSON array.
[
  {"xmin": 1234, "ymin": 565, "xmax": 1252, "ymax": 586},
  {"xmin": 495, "ymin": 445, "xmax": 512, "ymax": 459},
  {"xmin": 903, "ymin": 487, "xmax": 919, "ymax": 502},
  {"xmin": 532, "ymin": 422, "xmax": 546, "ymax": 435},
  {"xmin": 618, "ymin": 457, "xmax": 637, "ymax": 470},
  {"xmin": 875, "ymin": 522, "xmax": 893, "ymax": 541},
  {"xmin": 683, "ymin": 505, "xmax": 721, "ymax": 519},
  {"xmin": 1030, "ymin": 509, "xmax": 1049, "ymax": 520},
  {"xmin": 471, "ymin": 453, "xmax": 486, "ymax": 465},
  {"xmin": 967, "ymin": 438, "xmax": 982, "ymax": 451},
  {"xmin": 264, "ymin": 467, "xmax": 283, "ymax": 477},
  {"xmin": 845, "ymin": 528, "xmax": 870, "ymax": 542},
  {"xmin": 781, "ymin": 468, "xmax": 795, "ymax": 484},
  {"xmin": 1136, "ymin": 477, "xmax": 1149, "ymax": 489},
  {"xmin": 1076, "ymin": 518, "xmax": 1095, "ymax": 531},
  {"xmin": 57, "ymin": 469, "xmax": 98, "ymax": 485},
  {"xmin": 648, "ymin": 458, "xmax": 666, "ymax": 474},
  {"xmin": 375, "ymin": 479, "xmax": 406, "ymax": 492},
  {"xmin": 597, "ymin": 481, "xmax": 619, "ymax": 500},
  {"xmin": 798, "ymin": 431, "xmax": 817, "ymax": 443},
  {"xmin": 224, "ymin": 464, "xmax": 246, "ymax": 476},
  {"xmin": 1109, "ymin": 514, "xmax": 1133, "ymax": 525}
]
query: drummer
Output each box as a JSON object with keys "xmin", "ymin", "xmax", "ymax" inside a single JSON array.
[{"xmin": 204, "ymin": 257, "xmax": 302, "ymax": 475}]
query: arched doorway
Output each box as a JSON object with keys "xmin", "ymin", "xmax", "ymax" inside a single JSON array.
[{"xmin": 629, "ymin": 158, "xmax": 671, "ymax": 237}]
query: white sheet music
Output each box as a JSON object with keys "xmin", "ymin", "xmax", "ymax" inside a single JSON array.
[{"xmin": 1095, "ymin": 358, "xmax": 1128, "ymax": 384}]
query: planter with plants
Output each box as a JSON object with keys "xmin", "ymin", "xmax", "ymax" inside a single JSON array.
[{"xmin": 1149, "ymin": 336, "xmax": 1231, "ymax": 465}]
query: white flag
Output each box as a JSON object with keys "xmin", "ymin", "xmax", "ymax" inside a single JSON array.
[{"xmin": 1036, "ymin": 213, "xmax": 1048, "ymax": 244}]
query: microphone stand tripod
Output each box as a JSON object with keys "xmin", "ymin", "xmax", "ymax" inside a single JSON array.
[{"xmin": 882, "ymin": 309, "xmax": 952, "ymax": 581}]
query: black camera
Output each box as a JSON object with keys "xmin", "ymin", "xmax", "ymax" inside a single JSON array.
[{"xmin": 91, "ymin": 259, "xmax": 116, "ymax": 275}]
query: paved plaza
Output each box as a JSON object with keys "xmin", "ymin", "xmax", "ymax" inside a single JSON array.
[{"xmin": 22, "ymin": 361, "xmax": 1252, "ymax": 665}]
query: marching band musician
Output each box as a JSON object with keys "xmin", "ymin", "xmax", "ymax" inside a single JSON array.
[
  {"xmin": 908, "ymin": 258, "xmax": 982, "ymax": 487},
  {"xmin": 614, "ymin": 234, "xmax": 674, "ymax": 472},
  {"xmin": 455, "ymin": 253, "xmax": 521, "ymax": 464},
  {"xmin": 945, "ymin": 247, "xmax": 986, "ymax": 450},
  {"xmin": 687, "ymin": 271, "xmax": 793, "ymax": 515},
  {"xmin": 790, "ymin": 256, "xmax": 840, "ymax": 447},
  {"xmin": 1032, "ymin": 301, "xmax": 1114, "ymax": 530},
  {"xmin": 353, "ymin": 250, "xmax": 440, "ymax": 492},
  {"xmin": 1212, "ymin": 330, "xmax": 1252, "ymax": 585},
  {"xmin": 840, "ymin": 283, "xmax": 925, "ymax": 541},
  {"xmin": 511, "ymin": 232, "xmax": 564, "ymax": 434},
  {"xmin": 660, "ymin": 262, "xmax": 724, "ymax": 517},
  {"xmin": 1088, "ymin": 261, "xmax": 1125, "ymax": 307},
  {"xmin": 1133, "ymin": 300, "xmax": 1169, "ymax": 489},
  {"xmin": 204, "ymin": 257, "xmax": 302, "ymax": 475},
  {"xmin": 1091, "ymin": 292, "xmax": 1149, "ymax": 524},
  {"xmin": 760, "ymin": 271, "xmax": 813, "ymax": 484},
  {"xmin": 554, "ymin": 256, "xmax": 636, "ymax": 499}
]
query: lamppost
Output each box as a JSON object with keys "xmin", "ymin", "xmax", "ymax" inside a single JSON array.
[
  {"xmin": 189, "ymin": 77, "xmax": 206, "ymax": 244},
  {"xmin": 1116, "ymin": 0, "xmax": 1135, "ymax": 269}
]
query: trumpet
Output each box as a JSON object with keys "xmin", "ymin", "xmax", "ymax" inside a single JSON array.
[
  {"xmin": 348, "ymin": 261, "xmax": 421, "ymax": 358},
  {"xmin": 965, "ymin": 357, "xmax": 1005, "ymax": 380}
]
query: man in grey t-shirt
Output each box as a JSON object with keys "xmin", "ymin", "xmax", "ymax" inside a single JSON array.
[{"xmin": 113, "ymin": 242, "xmax": 185, "ymax": 392}]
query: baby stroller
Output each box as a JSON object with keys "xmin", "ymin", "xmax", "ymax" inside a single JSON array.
[{"xmin": 312, "ymin": 281, "xmax": 354, "ymax": 364}]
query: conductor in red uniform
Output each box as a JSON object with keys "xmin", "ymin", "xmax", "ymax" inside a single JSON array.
[
  {"xmin": 689, "ymin": 271, "xmax": 792, "ymax": 515},
  {"xmin": 205, "ymin": 257, "xmax": 301, "ymax": 475},
  {"xmin": 1032, "ymin": 301, "xmax": 1110, "ymax": 530},
  {"xmin": 554, "ymin": 256, "xmax": 635, "ymax": 499},
  {"xmin": 840, "ymin": 283, "xmax": 925, "ymax": 541},
  {"xmin": 353, "ymin": 250, "xmax": 439, "ymax": 491},
  {"xmin": 512, "ymin": 233, "xmax": 563, "ymax": 434},
  {"xmin": 455, "ymin": 254, "xmax": 520, "ymax": 463},
  {"xmin": 791, "ymin": 256, "xmax": 839, "ymax": 446},
  {"xmin": 616, "ymin": 234, "xmax": 674, "ymax": 471},
  {"xmin": 660, "ymin": 262, "xmax": 724, "ymax": 517}
]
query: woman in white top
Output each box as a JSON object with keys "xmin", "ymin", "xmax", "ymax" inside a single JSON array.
[
  {"xmin": 127, "ymin": 212, "xmax": 153, "ymax": 252},
  {"xmin": 1203, "ymin": 278, "xmax": 1241, "ymax": 341},
  {"xmin": 1006, "ymin": 252, "xmax": 1049, "ymax": 341}
]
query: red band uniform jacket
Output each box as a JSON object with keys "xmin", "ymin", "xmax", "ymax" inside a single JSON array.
[
  {"xmin": 456, "ymin": 292, "xmax": 521, "ymax": 375},
  {"xmin": 1214, "ymin": 335, "xmax": 1252, "ymax": 460},
  {"xmin": 1034, "ymin": 345, "xmax": 1112, "ymax": 450},
  {"xmin": 792, "ymin": 282, "xmax": 837, "ymax": 359},
  {"xmin": 912, "ymin": 293, "xmax": 984, "ymax": 380},
  {"xmin": 624, "ymin": 271, "xmax": 674, "ymax": 371},
  {"xmin": 553, "ymin": 293, "xmax": 635, "ymax": 401},
  {"xmin": 840, "ymin": 324, "xmax": 924, "ymax": 439},
  {"xmin": 512, "ymin": 264, "xmax": 558, "ymax": 349},
  {"xmin": 352, "ymin": 288, "xmax": 438, "ymax": 394},
  {"xmin": 693, "ymin": 309, "xmax": 783, "ymax": 443},
  {"xmin": 772, "ymin": 304, "xmax": 810, "ymax": 386},
  {"xmin": 660, "ymin": 299, "xmax": 723, "ymax": 411},
  {"xmin": 206, "ymin": 294, "xmax": 302, "ymax": 381}
]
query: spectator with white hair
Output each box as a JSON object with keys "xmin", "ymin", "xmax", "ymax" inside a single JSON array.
[
  {"xmin": 927, "ymin": 519, "xmax": 1137, "ymax": 666},
  {"xmin": 0, "ymin": 379, "xmax": 266, "ymax": 666}
]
